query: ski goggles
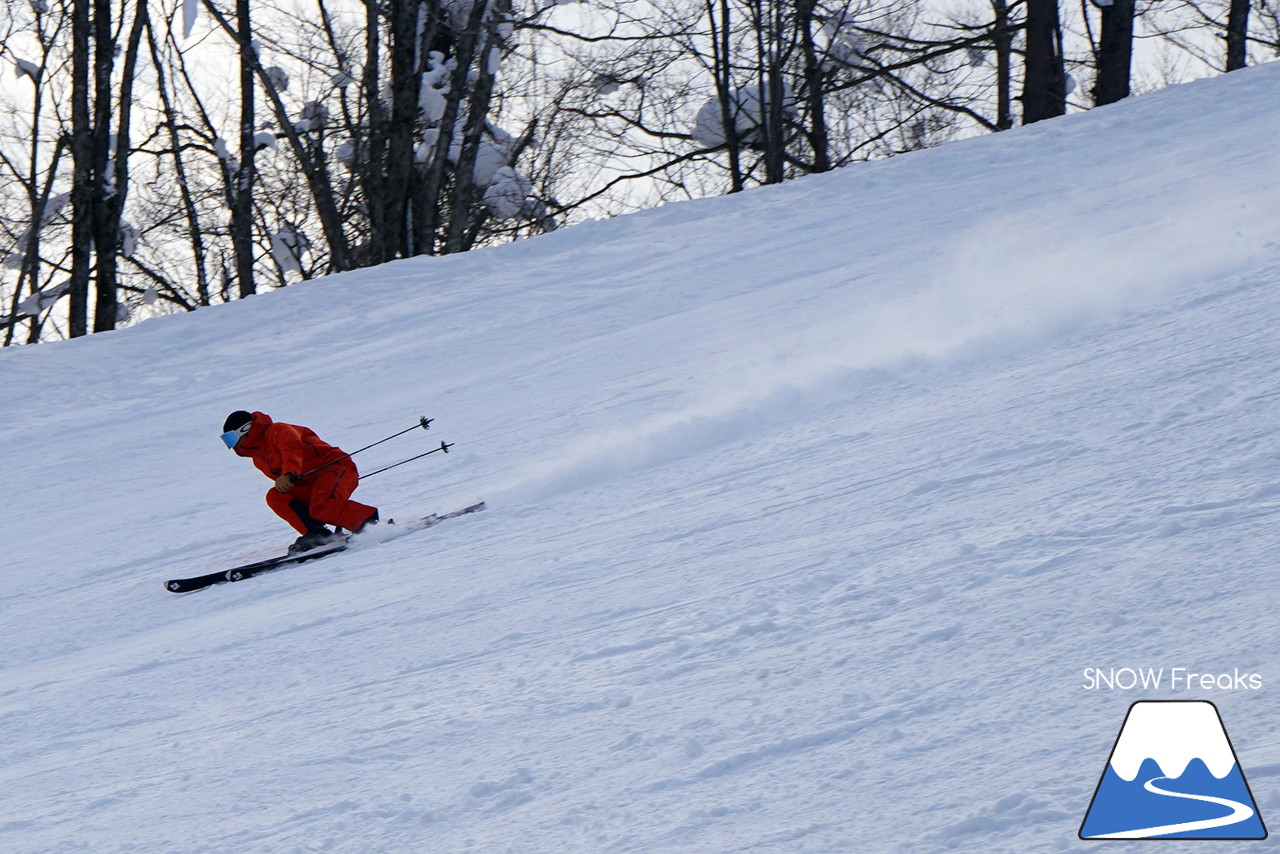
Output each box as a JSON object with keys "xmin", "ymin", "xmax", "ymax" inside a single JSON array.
[{"xmin": 221, "ymin": 422, "xmax": 251, "ymax": 449}]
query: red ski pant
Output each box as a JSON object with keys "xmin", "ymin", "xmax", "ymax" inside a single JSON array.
[{"xmin": 265, "ymin": 461, "xmax": 376, "ymax": 534}]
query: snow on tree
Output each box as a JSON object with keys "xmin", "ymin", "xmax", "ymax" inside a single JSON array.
[
  {"xmin": 483, "ymin": 166, "xmax": 533, "ymax": 219},
  {"xmin": 419, "ymin": 52, "xmax": 454, "ymax": 126},
  {"xmin": 419, "ymin": 116, "xmax": 518, "ymax": 191},
  {"xmin": 270, "ymin": 227, "xmax": 308, "ymax": 274},
  {"xmin": 15, "ymin": 281, "xmax": 70, "ymax": 319},
  {"xmin": 592, "ymin": 73, "xmax": 623, "ymax": 95},
  {"xmin": 820, "ymin": 13, "xmax": 871, "ymax": 69},
  {"xmin": 472, "ymin": 123, "xmax": 516, "ymax": 187},
  {"xmin": 692, "ymin": 84, "xmax": 796, "ymax": 149},
  {"xmin": 182, "ymin": 0, "xmax": 199, "ymax": 39},
  {"xmin": 295, "ymin": 101, "xmax": 329, "ymax": 133},
  {"xmin": 14, "ymin": 59, "xmax": 41, "ymax": 82},
  {"xmin": 120, "ymin": 223, "xmax": 139, "ymax": 258},
  {"xmin": 335, "ymin": 140, "xmax": 356, "ymax": 166},
  {"xmin": 264, "ymin": 66, "xmax": 290, "ymax": 92},
  {"xmin": 4, "ymin": 192, "xmax": 69, "ymax": 270},
  {"xmin": 415, "ymin": 132, "xmax": 439, "ymax": 164}
]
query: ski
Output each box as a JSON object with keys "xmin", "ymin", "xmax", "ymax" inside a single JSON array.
[{"xmin": 165, "ymin": 502, "xmax": 485, "ymax": 593}]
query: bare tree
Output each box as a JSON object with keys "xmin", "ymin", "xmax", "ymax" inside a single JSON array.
[
  {"xmin": 1139, "ymin": 0, "xmax": 1261, "ymax": 74},
  {"xmin": 0, "ymin": 2, "xmax": 72, "ymax": 344},
  {"xmin": 142, "ymin": 12, "xmax": 212, "ymax": 307},
  {"xmin": 199, "ymin": 0, "xmax": 353, "ymax": 273}
]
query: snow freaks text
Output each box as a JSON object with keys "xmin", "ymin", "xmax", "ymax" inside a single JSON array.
[{"xmin": 1082, "ymin": 668, "xmax": 1263, "ymax": 691}]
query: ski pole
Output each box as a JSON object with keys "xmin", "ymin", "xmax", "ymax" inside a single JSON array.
[
  {"xmin": 296, "ymin": 416, "xmax": 433, "ymax": 480},
  {"xmin": 362, "ymin": 441, "xmax": 454, "ymax": 479}
]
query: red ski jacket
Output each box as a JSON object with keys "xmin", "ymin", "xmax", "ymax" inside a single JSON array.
[{"xmin": 233, "ymin": 411, "xmax": 350, "ymax": 480}]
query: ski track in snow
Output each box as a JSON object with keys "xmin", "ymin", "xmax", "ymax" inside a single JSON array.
[{"xmin": 3, "ymin": 65, "xmax": 1280, "ymax": 852}]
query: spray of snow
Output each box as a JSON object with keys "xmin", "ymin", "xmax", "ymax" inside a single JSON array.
[{"xmin": 489, "ymin": 173, "xmax": 1278, "ymax": 506}]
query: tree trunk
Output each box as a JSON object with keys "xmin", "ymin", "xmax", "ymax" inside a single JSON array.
[
  {"xmin": 416, "ymin": 0, "xmax": 490, "ymax": 254},
  {"xmin": 1226, "ymin": 0, "xmax": 1250, "ymax": 71},
  {"xmin": 750, "ymin": 0, "xmax": 786, "ymax": 185},
  {"xmin": 796, "ymin": 0, "xmax": 830, "ymax": 171},
  {"xmin": 709, "ymin": 0, "xmax": 745, "ymax": 192},
  {"xmin": 361, "ymin": 0, "xmax": 388, "ymax": 265},
  {"xmin": 384, "ymin": 0, "xmax": 420, "ymax": 260},
  {"xmin": 1093, "ymin": 0, "xmax": 1135, "ymax": 106},
  {"xmin": 69, "ymin": 0, "xmax": 93, "ymax": 337},
  {"xmin": 1022, "ymin": 0, "xmax": 1066, "ymax": 124},
  {"xmin": 993, "ymin": 0, "xmax": 1013, "ymax": 130},
  {"xmin": 92, "ymin": 0, "xmax": 147, "ymax": 331},
  {"xmin": 233, "ymin": 0, "xmax": 257, "ymax": 297},
  {"xmin": 445, "ymin": 28, "xmax": 500, "ymax": 254},
  {"xmin": 90, "ymin": 0, "xmax": 118, "ymax": 331}
]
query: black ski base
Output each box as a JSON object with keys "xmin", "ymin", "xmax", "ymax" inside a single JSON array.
[{"xmin": 165, "ymin": 502, "xmax": 485, "ymax": 593}]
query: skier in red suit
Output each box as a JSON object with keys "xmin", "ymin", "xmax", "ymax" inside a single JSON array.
[{"xmin": 221, "ymin": 410, "xmax": 378, "ymax": 552}]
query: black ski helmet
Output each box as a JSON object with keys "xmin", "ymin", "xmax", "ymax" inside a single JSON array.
[{"xmin": 223, "ymin": 410, "xmax": 253, "ymax": 433}]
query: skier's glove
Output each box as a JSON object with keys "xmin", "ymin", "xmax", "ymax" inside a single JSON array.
[{"xmin": 275, "ymin": 473, "xmax": 297, "ymax": 493}]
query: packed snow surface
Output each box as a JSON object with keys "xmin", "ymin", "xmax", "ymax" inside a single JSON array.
[{"xmin": 4, "ymin": 64, "xmax": 1280, "ymax": 853}]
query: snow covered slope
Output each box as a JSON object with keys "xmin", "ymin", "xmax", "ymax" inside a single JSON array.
[{"xmin": 4, "ymin": 64, "xmax": 1280, "ymax": 853}]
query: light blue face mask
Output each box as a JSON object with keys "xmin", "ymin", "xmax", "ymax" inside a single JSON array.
[{"xmin": 222, "ymin": 423, "xmax": 251, "ymax": 449}]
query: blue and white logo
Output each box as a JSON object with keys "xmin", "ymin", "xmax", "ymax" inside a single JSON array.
[{"xmin": 1080, "ymin": 701, "xmax": 1266, "ymax": 840}]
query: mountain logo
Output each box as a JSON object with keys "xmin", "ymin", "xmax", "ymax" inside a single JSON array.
[{"xmin": 1080, "ymin": 700, "xmax": 1266, "ymax": 840}]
